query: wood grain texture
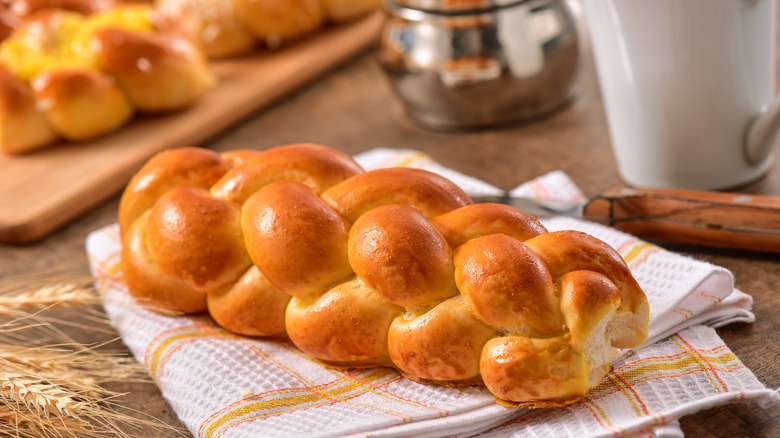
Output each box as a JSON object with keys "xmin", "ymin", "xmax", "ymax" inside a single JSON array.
[
  {"xmin": 584, "ymin": 187, "xmax": 780, "ymax": 252},
  {"xmin": 0, "ymin": 10, "xmax": 383, "ymax": 244}
]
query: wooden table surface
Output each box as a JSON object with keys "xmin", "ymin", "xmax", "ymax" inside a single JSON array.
[{"xmin": 2, "ymin": 11, "xmax": 779, "ymax": 438}]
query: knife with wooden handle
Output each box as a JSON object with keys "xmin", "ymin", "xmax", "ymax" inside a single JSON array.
[{"xmin": 471, "ymin": 187, "xmax": 780, "ymax": 253}]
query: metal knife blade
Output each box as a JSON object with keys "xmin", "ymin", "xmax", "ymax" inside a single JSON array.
[
  {"xmin": 469, "ymin": 194, "xmax": 587, "ymax": 218},
  {"xmin": 471, "ymin": 187, "xmax": 780, "ymax": 253}
]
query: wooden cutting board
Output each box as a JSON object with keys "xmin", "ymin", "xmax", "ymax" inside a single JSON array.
[{"xmin": 0, "ymin": 11, "xmax": 384, "ymax": 245}]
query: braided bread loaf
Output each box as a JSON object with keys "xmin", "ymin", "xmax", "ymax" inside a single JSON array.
[
  {"xmin": 0, "ymin": 2, "xmax": 213, "ymax": 154},
  {"xmin": 119, "ymin": 144, "xmax": 650, "ymax": 407},
  {"xmin": 155, "ymin": 0, "xmax": 380, "ymax": 58}
]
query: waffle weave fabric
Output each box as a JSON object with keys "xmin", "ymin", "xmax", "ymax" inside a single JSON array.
[{"xmin": 87, "ymin": 148, "xmax": 778, "ymax": 437}]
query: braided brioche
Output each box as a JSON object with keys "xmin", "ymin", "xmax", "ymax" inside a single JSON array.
[
  {"xmin": 154, "ymin": 0, "xmax": 380, "ymax": 58},
  {"xmin": 119, "ymin": 144, "xmax": 650, "ymax": 407},
  {"xmin": 0, "ymin": 2, "xmax": 213, "ymax": 154}
]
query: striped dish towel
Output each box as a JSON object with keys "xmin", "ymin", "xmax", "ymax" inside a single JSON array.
[{"xmin": 87, "ymin": 148, "xmax": 778, "ymax": 438}]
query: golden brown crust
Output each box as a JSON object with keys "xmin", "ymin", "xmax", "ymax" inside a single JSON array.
[
  {"xmin": 523, "ymin": 231, "xmax": 643, "ymax": 310},
  {"xmin": 91, "ymin": 27, "xmax": 214, "ymax": 112},
  {"xmin": 154, "ymin": 0, "xmax": 256, "ymax": 58},
  {"xmin": 119, "ymin": 144, "xmax": 651, "ymax": 408},
  {"xmin": 242, "ymin": 181, "xmax": 353, "ymax": 296},
  {"xmin": 0, "ymin": 63, "xmax": 56, "ymax": 153},
  {"xmin": 285, "ymin": 279, "xmax": 400, "ymax": 364},
  {"xmin": 118, "ymin": 147, "xmax": 231, "ymax": 234},
  {"xmin": 122, "ymin": 211, "xmax": 208, "ymax": 314},
  {"xmin": 207, "ymin": 266, "xmax": 291, "ymax": 337},
  {"xmin": 145, "ymin": 185, "xmax": 252, "ymax": 292},
  {"xmin": 523, "ymin": 230, "xmax": 650, "ymax": 347},
  {"xmin": 480, "ymin": 336, "xmax": 590, "ymax": 408},
  {"xmin": 31, "ymin": 67, "xmax": 133, "ymax": 140},
  {"xmin": 210, "ymin": 143, "xmax": 364, "ymax": 204},
  {"xmin": 322, "ymin": 167, "xmax": 473, "ymax": 223},
  {"xmin": 218, "ymin": 149, "xmax": 262, "ymax": 167},
  {"xmin": 154, "ymin": 0, "xmax": 381, "ymax": 57},
  {"xmin": 388, "ymin": 297, "xmax": 497, "ymax": 383},
  {"xmin": 432, "ymin": 202, "xmax": 547, "ymax": 248},
  {"xmin": 558, "ymin": 270, "xmax": 622, "ymax": 352},
  {"xmin": 349, "ymin": 204, "xmax": 458, "ymax": 307},
  {"xmin": 232, "ymin": 0, "xmax": 324, "ymax": 46},
  {"xmin": 454, "ymin": 234, "xmax": 564, "ymax": 336}
]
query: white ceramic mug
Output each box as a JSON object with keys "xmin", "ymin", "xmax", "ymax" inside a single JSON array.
[{"xmin": 582, "ymin": 0, "xmax": 779, "ymax": 190}]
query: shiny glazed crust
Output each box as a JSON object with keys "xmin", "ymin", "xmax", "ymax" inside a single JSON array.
[{"xmin": 119, "ymin": 144, "xmax": 650, "ymax": 407}]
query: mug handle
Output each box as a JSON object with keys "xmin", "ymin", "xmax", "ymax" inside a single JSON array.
[{"xmin": 745, "ymin": 95, "xmax": 780, "ymax": 164}]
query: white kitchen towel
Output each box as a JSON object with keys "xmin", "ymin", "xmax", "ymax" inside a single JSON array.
[{"xmin": 87, "ymin": 148, "xmax": 778, "ymax": 438}]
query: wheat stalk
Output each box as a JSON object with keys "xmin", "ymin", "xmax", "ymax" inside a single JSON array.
[
  {"xmin": 0, "ymin": 282, "xmax": 185, "ymax": 437},
  {"xmin": 1, "ymin": 373, "xmax": 87, "ymax": 417},
  {"xmin": 0, "ymin": 283, "xmax": 99, "ymax": 315},
  {"xmin": 0, "ymin": 404, "xmax": 94, "ymax": 438},
  {"xmin": 0, "ymin": 282, "xmax": 120, "ymax": 344}
]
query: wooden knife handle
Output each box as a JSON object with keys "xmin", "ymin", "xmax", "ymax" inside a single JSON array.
[{"xmin": 583, "ymin": 187, "xmax": 780, "ymax": 253}]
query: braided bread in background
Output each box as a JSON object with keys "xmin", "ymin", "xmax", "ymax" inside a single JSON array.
[
  {"xmin": 155, "ymin": 0, "xmax": 381, "ymax": 58},
  {"xmin": 0, "ymin": 0, "xmax": 213, "ymax": 154},
  {"xmin": 118, "ymin": 144, "xmax": 650, "ymax": 407},
  {"xmin": 0, "ymin": 0, "xmax": 380, "ymax": 154}
]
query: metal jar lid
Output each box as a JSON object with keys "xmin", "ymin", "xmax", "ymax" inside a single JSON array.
[{"xmin": 389, "ymin": 0, "xmax": 529, "ymax": 13}]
